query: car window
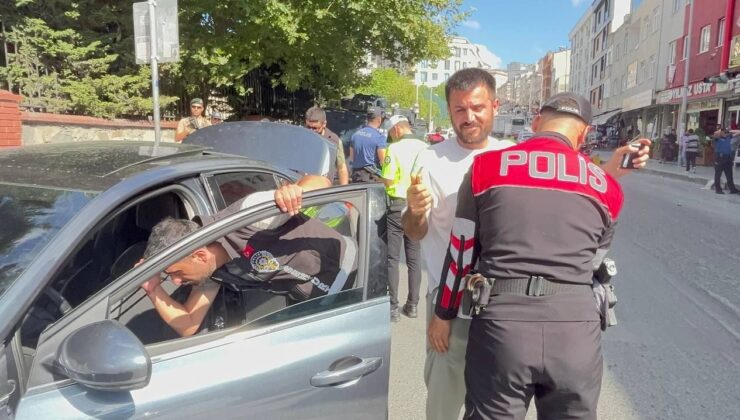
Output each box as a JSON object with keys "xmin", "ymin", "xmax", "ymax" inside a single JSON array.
[
  {"xmin": 113, "ymin": 198, "xmax": 361, "ymax": 346},
  {"xmin": 20, "ymin": 189, "xmax": 192, "ymax": 350},
  {"xmin": 213, "ymin": 172, "xmax": 280, "ymax": 207}
]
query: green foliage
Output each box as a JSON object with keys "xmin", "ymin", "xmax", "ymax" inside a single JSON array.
[
  {"xmin": 1, "ymin": 0, "xmax": 464, "ymax": 118},
  {"xmin": 356, "ymin": 68, "xmax": 447, "ymax": 127}
]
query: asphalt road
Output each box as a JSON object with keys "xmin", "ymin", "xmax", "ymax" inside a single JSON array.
[{"xmin": 388, "ymin": 171, "xmax": 740, "ymax": 420}]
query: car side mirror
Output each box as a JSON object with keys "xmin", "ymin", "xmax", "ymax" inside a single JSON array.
[{"xmin": 56, "ymin": 320, "xmax": 151, "ymax": 391}]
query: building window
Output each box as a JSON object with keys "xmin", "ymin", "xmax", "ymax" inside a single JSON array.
[
  {"xmin": 649, "ymin": 54, "xmax": 655, "ymax": 79},
  {"xmin": 444, "ymin": 73, "xmax": 450, "ymax": 80},
  {"xmin": 653, "ymin": 7, "xmax": 660, "ymax": 33},
  {"xmin": 432, "ymin": 73, "xmax": 438, "ymax": 81},
  {"xmin": 669, "ymin": 40, "xmax": 677, "ymax": 65},
  {"xmin": 699, "ymin": 25, "xmax": 711, "ymax": 53},
  {"xmin": 444, "ymin": 60, "xmax": 450, "ymax": 70},
  {"xmin": 641, "ymin": 17, "xmax": 649, "ymax": 41},
  {"xmin": 454, "ymin": 61, "xmax": 461, "ymax": 71},
  {"xmin": 421, "ymin": 72, "xmax": 428, "ymax": 83},
  {"xmin": 454, "ymin": 47, "xmax": 461, "ymax": 57},
  {"xmin": 682, "ymin": 35, "xmax": 689, "ymax": 60},
  {"xmin": 463, "ymin": 49, "xmax": 468, "ymax": 56},
  {"xmin": 420, "ymin": 60, "xmax": 427, "ymax": 69},
  {"xmin": 718, "ymin": 18, "xmax": 726, "ymax": 47}
]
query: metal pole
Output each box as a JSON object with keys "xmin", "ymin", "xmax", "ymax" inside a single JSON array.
[
  {"xmin": 149, "ymin": 0, "xmax": 162, "ymax": 147},
  {"xmin": 428, "ymin": 84, "xmax": 433, "ymax": 132},
  {"xmin": 677, "ymin": 0, "xmax": 694, "ymax": 144}
]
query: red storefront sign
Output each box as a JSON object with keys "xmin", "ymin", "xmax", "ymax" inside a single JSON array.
[{"xmin": 656, "ymin": 82, "xmax": 719, "ymax": 104}]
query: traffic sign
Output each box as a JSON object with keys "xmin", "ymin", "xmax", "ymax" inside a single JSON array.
[{"xmin": 133, "ymin": 0, "xmax": 179, "ymax": 65}]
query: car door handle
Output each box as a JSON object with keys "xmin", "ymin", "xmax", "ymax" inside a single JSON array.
[{"xmin": 310, "ymin": 356, "xmax": 383, "ymax": 387}]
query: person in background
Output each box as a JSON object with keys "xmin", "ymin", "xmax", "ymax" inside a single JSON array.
[
  {"xmin": 380, "ymin": 115, "xmax": 427, "ymax": 322},
  {"xmin": 305, "ymin": 106, "xmax": 349, "ymax": 185},
  {"xmin": 684, "ymin": 129, "xmax": 700, "ymax": 173},
  {"xmin": 711, "ymin": 127, "xmax": 739, "ymax": 194},
  {"xmin": 175, "ymin": 98, "xmax": 211, "ymax": 142},
  {"xmin": 349, "ymin": 108, "xmax": 386, "ymax": 183},
  {"xmin": 211, "ymin": 111, "xmax": 223, "ymax": 125}
]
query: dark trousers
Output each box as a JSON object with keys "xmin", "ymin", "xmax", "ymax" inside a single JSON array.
[
  {"xmin": 465, "ymin": 319, "xmax": 603, "ymax": 420},
  {"xmin": 714, "ymin": 154, "xmax": 738, "ymax": 192},
  {"xmin": 385, "ymin": 199, "xmax": 421, "ymax": 308},
  {"xmin": 685, "ymin": 151, "xmax": 698, "ymax": 171},
  {"xmin": 351, "ymin": 167, "xmax": 381, "ymax": 183}
]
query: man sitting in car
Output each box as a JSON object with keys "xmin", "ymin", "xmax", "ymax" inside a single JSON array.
[{"xmin": 138, "ymin": 175, "xmax": 355, "ymax": 337}]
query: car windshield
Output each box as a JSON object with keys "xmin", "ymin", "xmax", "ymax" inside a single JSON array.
[{"xmin": 0, "ymin": 184, "xmax": 94, "ymax": 296}]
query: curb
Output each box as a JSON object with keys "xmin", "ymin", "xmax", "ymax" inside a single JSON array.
[{"xmin": 639, "ymin": 167, "xmax": 711, "ymax": 186}]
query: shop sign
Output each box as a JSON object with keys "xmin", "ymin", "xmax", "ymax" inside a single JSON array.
[
  {"xmin": 687, "ymin": 98, "xmax": 720, "ymax": 112},
  {"xmin": 622, "ymin": 90, "xmax": 653, "ymax": 111},
  {"xmin": 730, "ymin": 35, "xmax": 740, "ymax": 69},
  {"xmin": 656, "ymin": 82, "xmax": 717, "ymax": 104}
]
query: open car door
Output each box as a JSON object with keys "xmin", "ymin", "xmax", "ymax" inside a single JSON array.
[{"xmin": 16, "ymin": 184, "xmax": 390, "ymax": 420}]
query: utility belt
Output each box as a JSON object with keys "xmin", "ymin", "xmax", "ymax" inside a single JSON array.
[{"xmin": 461, "ymin": 259, "xmax": 619, "ymax": 330}]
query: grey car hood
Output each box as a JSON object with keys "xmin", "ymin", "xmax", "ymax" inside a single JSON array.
[{"xmin": 184, "ymin": 121, "xmax": 336, "ymax": 177}]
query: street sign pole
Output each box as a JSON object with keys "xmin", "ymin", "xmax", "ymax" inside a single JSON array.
[
  {"xmin": 677, "ymin": 0, "xmax": 695, "ymax": 149},
  {"xmin": 134, "ymin": 0, "xmax": 178, "ymax": 148},
  {"xmin": 148, "ymin": 0, "xmax": 162, "ymax": 147}
]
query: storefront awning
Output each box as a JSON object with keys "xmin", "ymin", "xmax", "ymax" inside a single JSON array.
[{"xmin": 592, "ymin": 109, "xmax": 621, "ymax": 126}]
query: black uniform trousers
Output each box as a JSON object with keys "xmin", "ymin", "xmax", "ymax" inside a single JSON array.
[
  {"xmin": 465, "ymin": 318, "xmax": 603, "ymax": 420},
  {"xmin": 385, "ymin": 197, "xmax": 421, "ymax": 309},
  {"xmin": 351, "ymin": 166, "xmax": 382, "ymax": 183},
  {"xmin": 714, "ymin": 153, "xmax": 738, "ymax": 192}
]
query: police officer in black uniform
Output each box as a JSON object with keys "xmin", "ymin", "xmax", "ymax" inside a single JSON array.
[{"xmin": 435, "ymin": 93, "xmax": 629, "ymax": 420}]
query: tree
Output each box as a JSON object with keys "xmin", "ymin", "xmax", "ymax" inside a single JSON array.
[
  {"xmin": 172, "ymin": 0, "xmax": 466, "ymax": 98},
  {"xmin": 1, "ymin": 0, "xmax": 465, "ymax": 118},
  {"xmin": 356, "ymin": 68, "xmax": 447, "ymax": 127},
  {"xmin": 0, "ymin": 1, "xmax": 176, "ymax": 117}
]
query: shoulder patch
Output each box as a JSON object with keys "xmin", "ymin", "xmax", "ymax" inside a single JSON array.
[{"xmin": 384, "ymin": 155, "xmax": 391, "ymax": 165}]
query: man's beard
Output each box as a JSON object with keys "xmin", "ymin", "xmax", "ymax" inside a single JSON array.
[{"xmin": 453, "ymin": 119, "xmax": 493, "ymax": 145}]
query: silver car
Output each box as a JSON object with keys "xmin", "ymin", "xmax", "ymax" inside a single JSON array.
[{"xmin": 0, "ymin": 122, "xmax": 390, "ymax": 419}]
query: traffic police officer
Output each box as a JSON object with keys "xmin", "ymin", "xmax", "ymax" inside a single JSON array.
[
  {"xmin": 436, "ymin": 93, "xmax": 624, "ymax": 419},
  {"xmin": 380, "ymin": 114, "xmax": 427, "ymax": 321},
  {"xmin": 349, "ymin": 108, "xmax": 386, "ymax": 182}
]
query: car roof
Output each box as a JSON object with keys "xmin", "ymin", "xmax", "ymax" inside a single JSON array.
[{"xmin": 0, "ymin": 141, "xmax": 282, "ymax": 192}]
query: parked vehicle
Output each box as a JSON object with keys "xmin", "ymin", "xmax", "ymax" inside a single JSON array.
[{"xmin": 0, "ymin": 122, "xmax": 390, "ymax": 419}]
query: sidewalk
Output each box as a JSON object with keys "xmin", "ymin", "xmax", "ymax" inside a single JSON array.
[{"xmin": 592, "ymin": 150, "xmax": 724, "ymax": 188}]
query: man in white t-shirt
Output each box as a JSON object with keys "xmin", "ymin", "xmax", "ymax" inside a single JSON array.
[
  {"xmin": 403, "ymin": 68, "xmax": 514, "ymax": 420},
  {"xmin": 403, "ymin": 68, "xmax": 651, "ymax": 420}
]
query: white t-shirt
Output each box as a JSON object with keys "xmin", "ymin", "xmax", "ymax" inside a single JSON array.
[{"xmin": 411, "ymin": 137, "xmax": 516, "ymax": 294}]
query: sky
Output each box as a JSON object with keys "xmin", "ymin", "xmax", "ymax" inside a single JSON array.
[{"xmin": 454, "ymin": 0, "xmax": 592, "ymax": 69}]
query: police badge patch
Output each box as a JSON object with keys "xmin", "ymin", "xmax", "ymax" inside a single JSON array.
[
  {"xmin": 250, "ymin": 250, "xmax": 280, "ymax": 273},
  {"xmin": 384, "ymin": 155, "xmax": 391, "ymax": 165}
]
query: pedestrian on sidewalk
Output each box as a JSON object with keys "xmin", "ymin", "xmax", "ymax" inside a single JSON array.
[
  {"xmin": 349, "ymin": 108, "xmax": 386, "ymax": 183},
  {"xmin": 660, "ymin": 128, "xmax": 676, "ymax": 163},
  {"xmin": 678, "ymin": 130, "xmax": 688, "ymax": 167},
  {"xmin": 380, "ymin": 115, "xmax": 427, "ymax": 322},
  {"xmin": 712, "ymin": 128, "xmax": 739, "ymax": 194},
  {"xmin": 684, "ymin": 129, "xmax": 700, "ymax": 173}
]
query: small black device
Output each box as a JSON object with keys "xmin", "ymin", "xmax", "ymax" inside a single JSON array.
[{"xmin": 619, "ymin": 137, "xmax": 646, "ymax": 169}]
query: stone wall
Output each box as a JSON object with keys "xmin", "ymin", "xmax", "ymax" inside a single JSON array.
[
  {"xmin": 0, "ymin": 90, "xmax": 22, "ymax": 147},
  {"xmin": 21, "ymin": 112, "xmax": 178, "ymax": 145}
]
